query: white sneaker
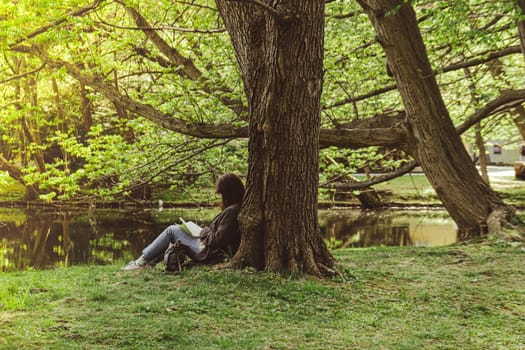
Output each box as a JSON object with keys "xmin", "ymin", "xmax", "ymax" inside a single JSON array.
[{"xmin": 121, "ymin": 260, "xmax": 150, "ymax": 271}]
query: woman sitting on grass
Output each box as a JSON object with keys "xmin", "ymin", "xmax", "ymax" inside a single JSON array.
[{"xmin": 123, "ymin": 173, "xmax": 245, "ymax": 271}]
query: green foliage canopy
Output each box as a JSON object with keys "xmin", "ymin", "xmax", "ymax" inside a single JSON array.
[{"xmin": 0, "ymin": 0, "xmax": 523, "ymax": 201}]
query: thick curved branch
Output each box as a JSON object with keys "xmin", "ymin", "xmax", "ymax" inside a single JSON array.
[
  {"xmin": 322, "ymin": 161, "xmax": 418, "ymax": 190},
  {"xmin": 0, "ymin": 155, "xmax": 25, "ymax": 184},
  {"xmin": 12, "ymin": 45, "xmax": 404, "ymax": 149},
  {"xmin": 319, "ymin": 127, "xmax": 406, "ymax": 148},
  {"xmin": 334, "ymin": 90, "xmax": 525, "ymax": 191},
  {"xmin": 437, "ymin": 46, "xmax": 523, "ymax": 74},
  {"xmin": 324, "ymin": 90, "xmax": 525, "ymax": 149},
  {"xmin": 13, "ymin": 46, "xmax": 522, "ymax": 152},
  {"xmin": 456, "ymin": 89, "xmax": 525, "ymax": 134},
  {"xmin": 15, "ymin": 45, "xmax": 246, "ymax": 139}
]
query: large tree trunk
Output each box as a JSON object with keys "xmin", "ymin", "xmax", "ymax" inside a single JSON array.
[
  {"xmin": 358, "ymin": 0, "xmax": 513, "ymax": 240},
  {"xmin": 216, "ymin": 0, "xmax": 335, "ymax": 275}
]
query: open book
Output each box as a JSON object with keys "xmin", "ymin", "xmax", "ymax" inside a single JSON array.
[{"xmin": 179, "ymin": 217, "xmax": 202, "ymax": 237}]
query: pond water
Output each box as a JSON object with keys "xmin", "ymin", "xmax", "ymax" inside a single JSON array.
[{"xmin": 0, "ymin": 207, "xmax": 458, "ymax": 272}]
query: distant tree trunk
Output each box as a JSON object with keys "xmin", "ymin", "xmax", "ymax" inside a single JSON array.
[
  {"xmin": 475, "ymin": 124, "xmax": 490, "ymax": 184},
  {"xmin": 463, "ymin": 67, "xmax": 489, "ymax": 184},
  {"xmin": 216, "ymin": 0, "xmax": 335, "ymax": 275},
  {"xmin": 113, "ymin": 70, "xmax": 136, "ymax": 143},
  {"xmin": 10, "ymin": 57, "xmax": 40, "ymax": 200},
  {"xmin": 517, "ymin": 0, "xmax": 525, "ymax": 58},
  {"xmin": 515, "ymin": 1, "xmax": 525, "ymax": 142},
  {"xmin": 358, "ymin": 0, "xmax": 513, "ymax": 240},
  {"xmin": 79, "ymin": 80, "xmax": 93, "ymax": 138},
  {"xmin": 21, "ymin": 72, "xmax": 47, "ymax": 174},
  {"xmin": 51, "ymin": 77, "xmax": 70, "ymax": 173},
  {"xmin": 11, "ymin": 58, "xmax": 28, "ymax": 168},
  {"xmin": 514, "ymin": 106, "xmax": 525, "ymax": 141}
]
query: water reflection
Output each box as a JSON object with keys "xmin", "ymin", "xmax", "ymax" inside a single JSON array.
[
  {"xmin": 320, "ymin": 209, "xmax": 457, "ymax": 248},
  {"xmin": 1, "ymin": 207, "xmax": 458, "ymax": 271},
  {"xmin": 0, "ymin": 207, "xmax": 217, "ymax": 272}
]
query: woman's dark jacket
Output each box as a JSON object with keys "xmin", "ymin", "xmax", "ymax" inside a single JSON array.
[{"xmin": 195, "ymin": 203, "xmax": 241, "ymax": 262}]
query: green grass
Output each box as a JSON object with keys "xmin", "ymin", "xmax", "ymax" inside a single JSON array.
[{"xmin": 1, "ymin": 243, "xmax": 524, "ymax": 349}]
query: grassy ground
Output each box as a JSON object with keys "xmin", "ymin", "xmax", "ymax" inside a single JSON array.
[
  {"xmin": 1, "ymin": 242, "xmax": 524, "ymax": 350},
  {"xmin": 370, "ymin": 171, "xmax": 524, "ymax": 207},
  {"xmin": 1, "ymin": 170, "xmax": 523, "ymax": 348}
]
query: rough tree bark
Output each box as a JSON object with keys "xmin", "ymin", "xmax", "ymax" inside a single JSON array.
[
  {"xmin": 215, "ymin": 0, "xmax": 335, "ymax": 275},
  {"xmin": 357, "ymin": 0, "xmax": 514, "ymax": 240}
]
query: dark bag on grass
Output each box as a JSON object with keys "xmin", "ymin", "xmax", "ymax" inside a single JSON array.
[{"xmin": 164, "ymin": 240, "xmax": 188, "ymax": 273}]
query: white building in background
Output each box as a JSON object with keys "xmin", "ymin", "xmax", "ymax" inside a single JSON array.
[
  {"xmin": 486, "ymin": 141, "xmax": 525, "ymax": 165},
  {"xmin": 466, "ymin": 140, "xmax": 525, "ymax": 165}
]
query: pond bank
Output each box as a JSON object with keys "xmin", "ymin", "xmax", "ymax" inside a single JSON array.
[
  {"xmin": 1, "ymin": 164, "xmax": 524, "ymax": 209},
  {"xmin": 1, "ymin": 199, "xmax": 524, "ymax": 210},
  {"xmin": 1, "ymin": 207, "xmax": 462, "ymax": 271}
]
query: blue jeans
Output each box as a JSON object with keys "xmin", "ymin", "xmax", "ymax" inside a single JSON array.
[{"xmin": 142, "ymin": 225, "xmax": 203, "ymax": 263}]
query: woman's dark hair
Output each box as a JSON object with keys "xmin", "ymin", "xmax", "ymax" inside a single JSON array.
[{"xmin": 215, "ymin": 173, "xmax": 245, "ymax": 209}]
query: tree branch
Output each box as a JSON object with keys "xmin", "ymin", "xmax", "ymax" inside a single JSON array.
[
  {"xmin": 12, "ymin": 46, "xmax": 522, "ymax": 152},
  {"xmin": 0, "ymin": 155, "xmax": 25, "ymax": 184},
  {"xmin": 325, "ymin": 45, "xmax": 523, "ymax": 109},
  {"xmin": 122, "ymin": 5, "xmax": 202, "ymax": 81},
  {"xmin": 10, "ymin": 0, "xmax": 102, "ymax": 46},
  {"xmin": 0, "ymin": 63, "xmax": 46, "ymax": 84},
  {"xmin": 93, "ymin": 14, "xmax": 225, "ymax": 33},
  {"xmin": 456, "ymin": 89, "xmax": 525, "ymax": 135},
  {"xmin": 435, "ymin": 46, "xmax": 523, "ymax": 75},
  {"xmin": 13, "ymin": 45, "xmax": 244, "ymax": 138},
  {"xmin": 321, "ymin": 161, "xmax": 418, "ymax": 190}
]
